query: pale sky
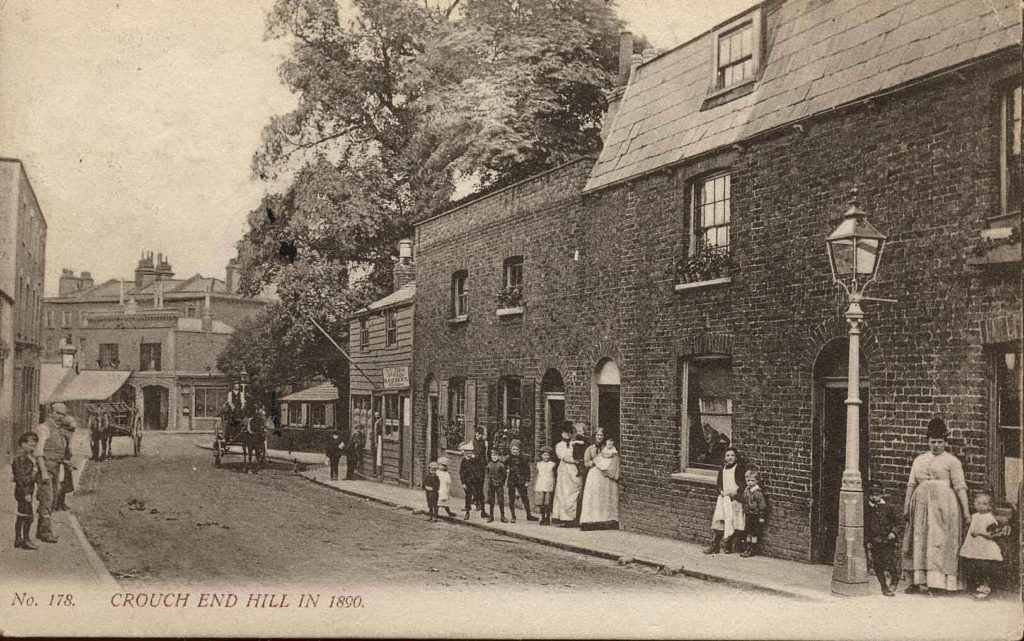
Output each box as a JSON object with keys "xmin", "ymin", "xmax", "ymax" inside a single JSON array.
[{"xmin": 0, "ymin": 0, "xmax": 756, "ymax": 296}]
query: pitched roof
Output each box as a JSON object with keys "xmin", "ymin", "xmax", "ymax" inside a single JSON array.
[
  {"xmin": 586, "ymin": 0, "xmax": 1021, "ymax": 192},
  {"xmin": 281, "ymin": 382, "xmax": 339, "ymax": 403},
  {"xmin": 352, "ymin": 281, "xmax": 416, "ymax": 317}
]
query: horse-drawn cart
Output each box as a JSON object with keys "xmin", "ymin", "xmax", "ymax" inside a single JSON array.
[
  {"xmin": 212, "ymin": 410, "xmax": 268, "ymax": 469},
  {"xmin": 47, "ymin": 369, "xmax": 140, "ymax": 461},
  {"xmin": 85, "ymin": 400, "xmax": 143, "ymax": 458}
]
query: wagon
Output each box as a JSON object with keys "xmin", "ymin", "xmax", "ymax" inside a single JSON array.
[
  {"xmin": 47, "ymin": 369, "xmax": 140, "ymax": 460},
  {"xmin": 212, "ymin": 412, "xmax": 268, "ymax": 469},
  {"xmin": 85, "ymin": 400, "xmax": 143, "ymax": 457}
]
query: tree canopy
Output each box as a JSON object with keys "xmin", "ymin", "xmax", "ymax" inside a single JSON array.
[{"xmin": 228, "ymin": 0, "xmax": 631, "ymax": 392}]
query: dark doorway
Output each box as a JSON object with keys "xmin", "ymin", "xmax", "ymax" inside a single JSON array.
[
  {"xmin": 594, "ymin": 359, "xmax": 621, "ymax": 443},
  {"xmin": 813, "ymin": 339, "xmax": 870, "ymax": 564},
  {"xmin": 143, "ymin": 385, "xmax": 168, "ymax": 430},
  {"xmin": 597, "ymin": 385, "xmax": 620, "ymax": 442},
  {"xmin": 541, "ymin": 369, "xmax": 566, "ymax": 451}
]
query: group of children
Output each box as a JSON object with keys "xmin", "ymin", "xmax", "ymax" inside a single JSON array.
[
  {"xmin": 423, "ymin": 437, "xmax": 543, "ymax": 524},
  {"xmin": 703, "ymin": 449, "xmax": 768, "ymax": 558}
]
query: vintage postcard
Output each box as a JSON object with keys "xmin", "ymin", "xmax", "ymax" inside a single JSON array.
[{"xmin": 1, "ymin": 0, "xmax": 1022, "ymax": 638}]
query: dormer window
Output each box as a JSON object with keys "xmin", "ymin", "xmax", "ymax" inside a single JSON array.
[{"xmin": 713, "ymin": 9, "xmax": 761, "ymax": 91}]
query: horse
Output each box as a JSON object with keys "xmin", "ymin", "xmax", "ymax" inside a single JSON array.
[
  {"xmin": 238, "ymin": 414, "xmax": 268, "ymax": 473},
  {"xmin": 89, "ymin": 413, "xmax": 113, "ymax": 461}
]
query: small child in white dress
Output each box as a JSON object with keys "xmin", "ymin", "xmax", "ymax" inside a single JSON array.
[
  {"xmin": 436, "ymin": 457, "xmax": 455, "ymax": 517},
  {"xmin": 534, "ymin": 446, "xmax": 557, "ymax": 525},
  {"xmin": 959, "ymin": 492, "xmax": 1007, "ymax": 599}
]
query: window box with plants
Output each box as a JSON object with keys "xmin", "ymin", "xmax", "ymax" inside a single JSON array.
[
  {"xmin": 496, "ymin": 286, "xmax": 524, "ymax": 315},
  {"xmin": 675, "ymin": 241, "xmax": 734, "ymax": 290}
]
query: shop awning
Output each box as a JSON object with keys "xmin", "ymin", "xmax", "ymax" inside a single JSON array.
[{"xmin": 49, "ymin": 370, "xmax": 133, "ymax": 403}]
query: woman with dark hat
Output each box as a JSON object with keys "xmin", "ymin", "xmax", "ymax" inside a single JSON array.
[{"xmin": 901, "ymin": 417, "xmax": 971, "ymax": 594}]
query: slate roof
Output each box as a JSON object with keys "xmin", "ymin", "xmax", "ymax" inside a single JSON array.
[
  {"xmin": 281, "ymin": 382, "xmax": 340, "ymax": 403},
  {"xmin": 586, "ymin": 0, "xmax": 1021, "ymax": 192},
  {"xmin": 352, "ymin": 281, "xmax": 416, "ymax": 317}
]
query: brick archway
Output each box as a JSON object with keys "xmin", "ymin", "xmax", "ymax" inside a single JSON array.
[{"xmin": 800, "ymin": 315, "xmax": 884, "ymax": 371}]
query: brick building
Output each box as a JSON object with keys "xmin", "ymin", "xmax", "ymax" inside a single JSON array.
[
  {"xmin": 348, "ymin": 246, "xmax": 416, "ymax": 484},
  {"xmin": 413, "ymin": 0, "xmax": 1022, "ymax": 565},
  {"xmin": 41, "ymin": 253, "xmax": 268, "ymax": 431},
  {"xmin": 0, "ymin": 158, "xmax": 46, "ymax": 461}
]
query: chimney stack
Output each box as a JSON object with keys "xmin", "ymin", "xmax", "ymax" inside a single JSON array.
[
  {"xmin": 225, "ymin": 258, "xmax": 241, "ymax": 295},
  {"xmin": 58, "ymin": 269, "xmax": 79, "ymax": 296},
  {"xmin": 392, "ymin": 239, "xmax": 415, "ymax": 292},
  {"xmin": 617, "ymin": 31, "xmax": 633, "ymax": 86},
  {"xmin": 201, "ymin": 293, "xmax": 212, "ymax": 333},
  {"xmin": 79, "ymin": 271, "xmax": 94, "ymax": 291}
]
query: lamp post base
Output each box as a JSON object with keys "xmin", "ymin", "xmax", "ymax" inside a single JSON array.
[{"xmin": 830, "ymin": 486, "xmax": 871, "ymax": 596}]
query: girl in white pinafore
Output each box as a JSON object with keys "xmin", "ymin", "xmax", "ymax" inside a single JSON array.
[
  {"xmin": 703, "ymin": 447, "xmax": 746, "ymax": 554},
  {"xmin": 436, "ymin": 457, "xmax": 455, "ymax": 517}
]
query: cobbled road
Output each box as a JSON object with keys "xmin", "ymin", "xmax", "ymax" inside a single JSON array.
[{"xmin": 73, "ymin": 433, "xmax": 741, "ymax": 594}]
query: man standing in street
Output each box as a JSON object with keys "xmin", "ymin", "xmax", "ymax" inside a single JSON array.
[
  {"xmin": 345, "ymin": 426, "xmax": 365, "ymax": 480},
  {"xmin": 32, "ymin": 402, "xmax": 68, "ymax": 543}
]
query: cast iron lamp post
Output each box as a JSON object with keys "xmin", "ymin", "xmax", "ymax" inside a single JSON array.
[{"xmin": 825, "ymin": 188, "xmax": 888, "ymax": 596}]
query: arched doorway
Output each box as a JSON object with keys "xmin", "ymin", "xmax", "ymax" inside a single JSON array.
[
  {"xmin": 812, "ymin": 338, "xmax": 870, "ymax": 564},
  {"xmin": 142, "ymin": 385, "xmax": 169, "ymax": 431},
  {"xmin": 592, "ymin": 359, "xmax": 620, "ymax": 442},
  {"xmin": 541, "ymin": 369, "xmax": 565, "ymax": 449},
  {"xmin": 425, "ymin": 375, "xmax": 439, "ymax": 462}
]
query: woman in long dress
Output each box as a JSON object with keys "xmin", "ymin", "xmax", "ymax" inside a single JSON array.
[
  {"xmin": 551, "ymin": 425, "xmax": 582, "ymax": 525},
  {"xmin": 901, "ymin": 417, "xmax": 971, "ymax": 594},
  {"xmin": 580, "ymin": 438, "xmax": 621, "ymax": 530}
]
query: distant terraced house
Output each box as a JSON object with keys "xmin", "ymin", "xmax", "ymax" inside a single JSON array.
[{"xmin": 40, "ymin": 252, "xmax": 268, "ymax": 432}]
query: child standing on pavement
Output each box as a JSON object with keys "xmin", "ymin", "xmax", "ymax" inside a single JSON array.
[
  {"xmin": 960, "ymin": 491, "xmax": 1006, "ymax": 599},
  {"xmin": 12, "ymin": 432, "xmax": 39, "ymax": 550},
  {"xmin": 865, "ymin": 480, "xmax": 901, "ymax": 596},
  {"xmin": 535, "ymin": 445, "xmax": 556, "ymax": 525},
  {"xmin": 485, "ymin": 450, "xmax": 508, "ymax": 523},
  {"xmin": 459, "ymin": 444, "xmax": 485, "ymax": 520},
  {"xmin": 505, "ymin": 440, "xmax": 537, "ymax": 523},
  {"xmin": 436, "ymin": 457, "xmax": 455, "ymax": 517},
  {"xmin": 740, "ymin": 469, "xmax": 767, "ymax": 557},
  {"xmin": 424, "ymin": 462, "xmax": 440, "ymax": 522}
]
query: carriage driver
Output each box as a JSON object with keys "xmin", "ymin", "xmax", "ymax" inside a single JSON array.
[
  {"xmin": 225, "ymin": 381, "xmax": 247, "ymax": 439},
  {"xmin": 32, "ymin": 402, "xmax": 69, "ymax": 543}
]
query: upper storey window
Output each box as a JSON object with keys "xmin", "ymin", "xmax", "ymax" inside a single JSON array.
[
  {"xmin": 1003, "ymin": 84, "xmax": 1022, "ymax": 216},
  {"xmin": 712, "ymin": 9, "xmax": 762, "ymax": 91}
]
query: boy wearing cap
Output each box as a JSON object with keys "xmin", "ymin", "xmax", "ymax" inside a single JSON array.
[
  {"xmin": 485, "ymin": 450, "xmax": 508, "ymax": 523},
  {"xmin": 424, "ymin": 462, "xmax": 441, "ymax": 522},
  {"xmin": 12, "ymin": 432, "xmax": 40, "ymax": 550},
  {"xmin": 460, "ymin": 444, "xmax": 486, "ymax": 520},
  {"xmin": 505, "ymin": 440, "xmax": 537, "ymax": 523},
  {"xmin": 865, "ymin": 480, "xmax": 901, "ymax": 596}
]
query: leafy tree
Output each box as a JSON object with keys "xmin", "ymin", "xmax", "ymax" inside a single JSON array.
[{"xmin": 232, "ymin": 0, "xmax": 630, "ymax": 390}]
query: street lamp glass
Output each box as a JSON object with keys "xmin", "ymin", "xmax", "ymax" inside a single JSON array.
[{"xmin": 826, "ymin": 190, "xmax": 887, "ymax": 289}]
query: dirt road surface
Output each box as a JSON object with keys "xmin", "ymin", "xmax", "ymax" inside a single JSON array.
[{"xmin": 74, "ymin": 433, "xmax": 734, "ymax": 593}]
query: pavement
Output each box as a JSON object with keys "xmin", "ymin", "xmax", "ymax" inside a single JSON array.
[
  {"xmin": 292, "ymin": 454, "xmax": 835, "ymax": 601},
  {"xmin": 0, "ymin": 429, "xmax": 120, "ymax": 591}
]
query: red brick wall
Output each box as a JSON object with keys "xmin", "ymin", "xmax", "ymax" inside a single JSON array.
[{"xmin": 413, "ymin": 54, "xmax": 1022, "ymax": 563}]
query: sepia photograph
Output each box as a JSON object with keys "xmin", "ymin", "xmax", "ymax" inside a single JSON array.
[{"xmin": 0, "ymin": 0, "xmax": 1022, "ymax": 638}]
